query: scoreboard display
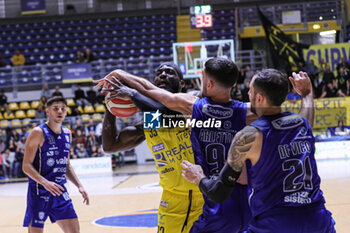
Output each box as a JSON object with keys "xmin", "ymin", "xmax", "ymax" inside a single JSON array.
[{"xmin": 190, "ymin": 5, "xmax": 213, "ymax": 29}]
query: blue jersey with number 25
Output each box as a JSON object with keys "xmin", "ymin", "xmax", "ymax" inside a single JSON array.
[{"xmin": 247, "ymin": 112, "xmax": 325, "ymax": 218}]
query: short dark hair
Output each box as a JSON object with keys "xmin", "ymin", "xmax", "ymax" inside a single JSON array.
[
  {"xmin": 46, "ymin": 96, "xmax": 67, "ymax": 107},
  {"xmin": 253, "ymin": 69, "xmax": 289, "ymax": 106},
  {"xmin": 204, "ymin": 57, "xmax": 238, "ymax": 87}
]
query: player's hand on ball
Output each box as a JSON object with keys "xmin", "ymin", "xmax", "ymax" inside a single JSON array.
[
  {"xmin": 43, "ymin": 180, "xmax": 64, "ymax": 196},
  {"xmin": 289, "ymin": 71, "xmax": 312, "ymax": 97},
  {"xmin": 93, "ymin": 69, "xmax": 127, "ymax": 93},
  {"xmin": 181, "ymin": 160, "xmax": 206, "ymax": 186},
  {"xmin": 104, "ymin": 78, "xmax": 137, "ymax": 100},
  {"xmin": 78, "ymin": 186, "xmax": 89, "ymax": 205}
]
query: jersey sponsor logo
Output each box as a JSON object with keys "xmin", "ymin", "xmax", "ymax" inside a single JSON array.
[
  {"xmin": 160, "ymin": 200, "xmax": 168, "ymax": 209},
  {"xmin": 49, "ymin": 146, "xmax": 58, "ymax": 150},
  {"xmin": 47, "ymin": 158, "xmax": 55, "ymax": 167},
  {"xmin": 56, "ymin": 157, "xmax": 68, "ymax": 165},
  {"xmin": 38, "ymin": 211, "xmax": 45, "ymax": 220},
  {"xmin": 154, "ymin": 152, "xmax": 168, "ymax": 167},
  {"xmin": 46, "ymin": 151, "xmax": 54, "ymax": 156},
  {"xmin": 284, "ymin": 191, "xmax": 312, "ymax": 204},
  {"xmin": 152, "ymin": 143, "xmax": 165, "ymax": 152},
  {"xmin": 65, "ymin": 135, "xmax": 70, "ymax": 142},
  {"xmin": 271, "ymin": 114, "xmax": 304, "ymax": 130},
  {"xmin": 202, "ymin": 104, "xmax": 233, "ymax": 119},
  {"xmin": 53, "ymin": 167, "xmax": 66, "ymax": 173},
  {"xmin": 62, "ymin": 192, "xmax": 71, "ymax": 201},
  {"xmin": 144, "ymin": 110, "xmax": 161, "ymax": 129},
  {"xmin": 161, "ymin": 167, "xmax": 174, "ymax": 174},
  {"xmin": 154, "ymin": 141, "xmax": 193, "ymax": 166},
  {"xmin": 55, "ymin": 175, "xmax": 66, "ymax": 183},
  {"xmin": 48, "ymin": 136, "xmax": 55, "ymax": 144}
]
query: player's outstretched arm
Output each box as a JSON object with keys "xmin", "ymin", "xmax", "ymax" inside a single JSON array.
[
  {"xmin": 66, "ymin": 132, "xmax": 89, "ymax": 205},
  {"xmin": 102, "ymin": 110, "xmax": 145, "ymax": 153},
  {"xmin": 22, "ymin": 127, "xmax": 64, "ymax": 196},
  {"xmin": 106, "ymin": 75, "xmax": 196, "ymax": 115},
  {"xmin": 289, "ymin": 71, "xmax": 314, "ymax": 128}
]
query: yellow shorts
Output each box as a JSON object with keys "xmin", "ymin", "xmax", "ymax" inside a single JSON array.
[{"xmin": 157, "ymin": 189, "xmax": 204, "ymax": 233}]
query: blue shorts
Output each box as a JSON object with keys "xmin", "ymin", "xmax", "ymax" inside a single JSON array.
[
  {"xmin": 246, "ymin": 202, "xmax": 336, "ymax": 233},
  {"xmin": 23, "ymin": 184, "xmax": 77, "ymax": 228},
  {"xmin": 190, "ymin": 184, "xmax": 251, "ymax": 233}
]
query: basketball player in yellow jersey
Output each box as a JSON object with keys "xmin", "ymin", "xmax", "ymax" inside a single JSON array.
[{"xmin": 94, "ymin": 62, "xmax": 204, "ymax": 233}]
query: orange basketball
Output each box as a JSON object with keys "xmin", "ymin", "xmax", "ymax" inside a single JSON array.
[{"xmin": 105, "ymin": 94, "xmax": 138, "ymax": 117}]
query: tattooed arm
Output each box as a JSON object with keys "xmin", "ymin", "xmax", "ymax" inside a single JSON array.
[
  {"xmin": 227, "ymin": 126, "xmax": 262, "ymax": 172},
  {"xmin": 181, "ymin": 126, "xmax": 262, "ymax": 203}
]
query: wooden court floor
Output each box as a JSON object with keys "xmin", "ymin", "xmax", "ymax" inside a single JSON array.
[{"xmin": 0, "ymin": 162, "xmax": 349, "ymax": 233}]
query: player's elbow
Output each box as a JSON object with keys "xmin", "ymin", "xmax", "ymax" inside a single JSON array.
[
  {"xmin": 199, "ymin": 178, "xmax": 234, "ymax": 204},
  {"xmin": 22, "ymin": 163, "xmax": 30, "ymax": 176}
]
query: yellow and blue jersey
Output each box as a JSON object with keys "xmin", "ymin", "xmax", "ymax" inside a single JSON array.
[{"xmin": 144, "ymin": 126, "xmax": 200, "ymax": 193}]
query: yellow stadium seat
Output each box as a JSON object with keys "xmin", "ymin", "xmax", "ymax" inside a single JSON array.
[
  {"xmin": 11, "ymin": 119, "xmax": 22, "ymax": 128},
  {"xmin": 78, "ymin": 106, "xmax": 83, "ymax": 113},
  {"xmin": 84, "ymin": 105, "xmax": 94, "ymax": 114},
  {"xmin": 95, "ymin": 104, "xmax": 105, "ymax": 113},
  {"xmin": 4, "ymin": 112, "xmax": 14, "ymax": 120},
  {"xmin": 15, "ymin": 110, "xmax": 26, "ymax": 119},
  {"xmin": 23, "ymin": 118, "xmax": 31, "ymax": 126},
  {"xmin": 27, "ymin": 109, "xmax": 36, "ymax": 118},
  {"xmin": 81, "ymin": 114, "xmax": 91, "ymax": 123},
  {"xmin": 9, "ymin": 102, "xmax": 19, "ymax": 111},
  {"xmin": 0, "ymin": 120, "xmax": 9, "ymax": 128},
  {"xmin": 66, "ymin": 98, "xmax": 76, "ymax": 107},
  {"xmin": 16, "ymin": 128, "xmax": 21, "ymax": 133},
  {"xmin": 31, "ymin": 100, "xmax": 40, "ymax": 109},
  {"xmin": 20, "ymin": 101, "xmax": 30, "ymax": 110},
  {"xmin": 0, "ymin": 112, "xmax": 3, "ymax": 120},
  {"xmin": 67, "ymin": 107, "xmax": 72, "ymax": 115},
  {"xmin": 92, "ymin": 113, "xmax": 102, "ymax": 122}
]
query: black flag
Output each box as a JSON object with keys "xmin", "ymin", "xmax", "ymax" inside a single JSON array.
[{"xmin": 258, "ymin": 8, "xmax": 309, "ymax": 74}]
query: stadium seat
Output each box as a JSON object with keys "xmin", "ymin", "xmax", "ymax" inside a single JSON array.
[
  {"xmin": 0, "ymin": 120, "xmax": 9, "ymax": 128},
  {"xmin": 84, "ymin": 105, "xmax": 94, "ymax": 114},
  {"xmin": 92, "ymin": 113, "xmax": 102, "ymax": 122},
  {"xmin": 95, "ymin": 104, "xmax": 105, "ymax": 113},
  {"xmin": 27, "ymin": 109, "xmax": 36, "ymax": 118},
  {"xmin": 66, "ymin": 98, "xmax": 76, "ymax": 107},
  {"xmin": 20, "ymin": 101, "xmax": 30, "ymax": 110},
  {"xmin": 23, "ymin": 118, "xmax": 31, "ymax": 126},
  {"xmin": 11, "ymin": 119, "xmax": 22, "ymax": 128},
  {"xmin": 67, "ymin": 107, "xmax": 72, "ymax": 115},
  {"xmin": 77, "ymin": 106, "xmax": 83, "ymax": 114},
  {"xmin": 31, "ymin": 101, "xmax": 40, "ymax": 109},
  {"xmin": 4, "ymin": 112, "xmax": 14, "ymax": 120},
  {"xmin": 81, "ymin": 114, "xmax": 91, "ymax": 123},
  {"xmin": 9, "ymin": 102, "xmax": 19, "ymax": 111},
  {"xmin": 15, "ymin": 110, "xmax": 26, "ymax": 119},
  {"xmin": 0, "ymin": 112, "xmax": 2, "ymax": 120}
]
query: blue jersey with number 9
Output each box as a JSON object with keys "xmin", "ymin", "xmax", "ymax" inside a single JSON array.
[
  {"xmin": 247, "ymin": 112, "xmax": 325, "ymax": 218},
  {"xmin": 190, "ymin": 97, "xmax": 249, "ymax": 233}
]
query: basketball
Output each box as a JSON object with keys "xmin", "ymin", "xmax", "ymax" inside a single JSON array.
[{"xmin": 105, "ymin": 93, "xmax": 138, "ymax": 117}]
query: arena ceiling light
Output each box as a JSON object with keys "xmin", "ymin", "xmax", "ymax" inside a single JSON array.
[{"xmin": 320, "ymin": 30, "xmax": 336, "ymax": 36}]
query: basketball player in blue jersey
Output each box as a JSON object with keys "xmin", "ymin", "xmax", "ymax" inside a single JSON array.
[
  {"xmin": 22, "ymin": 96, "xmax": 89, "ymax": 233},
  {"xmin": 97, "ymin": 57, "xmax": 314, "ymax": 233},
  {"xmin": 182, "ymin": 68, "xmax": 336, "ymax": 233}
]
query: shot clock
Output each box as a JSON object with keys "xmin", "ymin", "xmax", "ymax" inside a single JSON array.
[{"xmin": 190, "ymin": 5, "xmax": 213, "ymax": 29}]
